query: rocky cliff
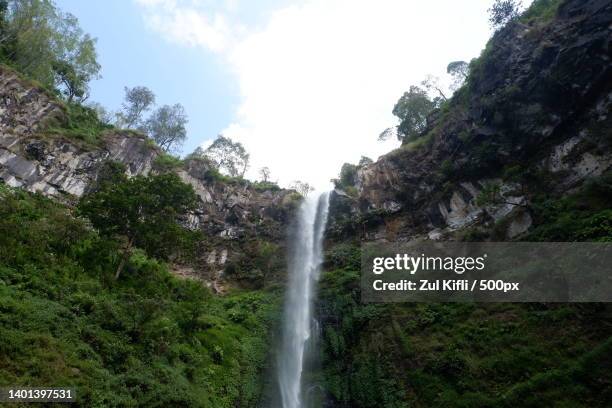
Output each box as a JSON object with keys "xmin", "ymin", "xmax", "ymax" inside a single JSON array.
[
  {"xmin": 317, "ymin": 3, "xmax": 612, "ymax": 406},
  {"xmin": 0, "ymin": 65, "xmax": 295, "ymax": 285},
  {"xmin": 329, "ymin": 0, "xmax": 611, "ymax": 242}
]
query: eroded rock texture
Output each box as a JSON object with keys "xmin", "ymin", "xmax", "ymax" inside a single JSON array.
[
  {"xmin": 328, "ymin": 0, "xmax": 612, "ymax": 242},
  {"xmin": 0, "ymin": 65, "xmax": 295, "ymax": 285}
]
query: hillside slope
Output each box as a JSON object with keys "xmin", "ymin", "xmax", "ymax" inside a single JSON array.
[{"xmin": 0, "ymin": 64, "xmax": 296, "ymax": 406}]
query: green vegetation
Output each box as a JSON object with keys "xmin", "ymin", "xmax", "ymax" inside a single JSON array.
[
  {"xmin": 0, "ymin": 1, "xmax": 188, "ymax": 153},
  {"xmin": 381, "ymin": 85, "xmax": 440, "ymax": 144},
  {"xmin": 195, "ymin": 135, "xmax": 250, "ymax": 178},
  {"xmin": 78, "ymin": 165, "xmax": 198, "ymax": 279},
  {"xmin": 252, "ymin": 180, "xmax": 281, "ymax": 192},
  {"xmin": 318, "ymin": 171, "xmax": 612, "ymax": 406},
  {"xmin": 520, "ymin": 0, "xmax": 563, "ymax": 24},
  {"xmin": 0, "ymin": 182, "xmax": 281, "ymax": 407},
  {"xmin": 378, "ymin": 0, "xmax": 567, "ymax": 157},
  {"xmin": 45, "ymin": 102, "xmax": 114, "ymax": 145},
  {"xmin": 333, "ymin": 163, "xmax": 358, "ymax": 191},
  {"xmin": 488, "ymin": 0, "xmax": 522, "ymax": 29},
  {"xmin": 317, "ymin": 242, "xmax": 612, "ymax": 408},
  {"xmin": 526, "ymin": 173, "xmax": 612, "ymax": 242},
  {"xmin": 153, "ymin": 152, "xmax": 184, "ymax": 172},
  {"xmin": 0, "ymin": 0, "xmax": 100, "ymax": 101},
  {"xmin": 114, "ymin": 86, "xmax": 188, "ymax": 153},
  {"xmin": 143, "ymin": 103, "xmax": 188, "ymax": 153}
]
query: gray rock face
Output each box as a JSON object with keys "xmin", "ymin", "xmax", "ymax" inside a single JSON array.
[
  {"xmin": 0, "ymin": 133, "xmax": 158, "ymax": 197},
  {"xmin": 0, "ymin": 66, "xmax": 159, "ymax": 198},
  {"xmin": 0, "ymin": 65, "xmax": 294, "ymax": 284},
  {"xmin": 328, "ymin": 0, "xmax": 612, "ymax": 242}
]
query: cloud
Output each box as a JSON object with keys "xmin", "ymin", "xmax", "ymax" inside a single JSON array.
[
  {"xmin": 135, "ymin": 0, "xmax": 492, "ymax": 189},
  {"xmin": 136, "ymin": 0, "xmax": 239, "ymax": 52}
]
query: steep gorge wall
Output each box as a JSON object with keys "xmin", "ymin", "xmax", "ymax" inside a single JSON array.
[{"xmin": 329, "ymin": 0, "xmax": 612, "ymax": 242}]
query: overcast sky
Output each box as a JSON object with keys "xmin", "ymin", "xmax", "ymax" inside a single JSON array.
[{"xmin": 57, "ymin": 0, "xmax": 508, "ymax": 190}]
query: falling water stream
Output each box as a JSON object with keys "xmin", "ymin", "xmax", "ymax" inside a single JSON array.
[{"xmin": 277, "ymin": 192, "xmax": 330, "ymax": 408}]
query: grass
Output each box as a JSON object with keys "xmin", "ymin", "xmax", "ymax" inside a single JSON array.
[
  {"xmin": 153, "ymin": 153, "xmax": 184, "ymax": 172},
  {"xmin": 43, "ymin": 103, "xmax": 116, "ymax": 146}
]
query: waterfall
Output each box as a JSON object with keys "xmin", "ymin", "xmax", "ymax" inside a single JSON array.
[{"xmin": 277, "ymin": 191, "xmax": 330, "ymax": 408}]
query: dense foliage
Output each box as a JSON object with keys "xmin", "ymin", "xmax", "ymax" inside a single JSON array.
[
  {"xmin": 78, "ymin": 167, "xmax": 198, "ymax": 279},
  {"xmin": 0, "ymin": 183, "xmax": 281, "ymax": 407},
  {"xmin": 317, "ymin": 239, "xmax": 612, "ymax": 407},
  {"xmin": 0, "ymin": 0, "xmax": 99, "ymax": 101}
]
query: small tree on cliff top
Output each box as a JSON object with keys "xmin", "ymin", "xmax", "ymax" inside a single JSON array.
[
  {"xmin": 488, "ymin": 0, "xmax": 522, "ymax": 29},
  {"xmin": 291, "ymin": 180, "xmax": 314, "ymax": 197},
  {"xmin": 117, "ymin": 86, "xmax": 155, "ymax": 129},
  {"xmin": 144, "ymin": 103, "xmax": 188, "ymax": 153},
  {"xmin": 203, "ymin": 135, "xmax": 250, "ymax": 178},
  {"xmin": 379, "ymin": 85, "xmax": 437, "ymax": 143},
  {"xmin": 78, "ymin": 170, "xmax": 197, "ymax": 280}
]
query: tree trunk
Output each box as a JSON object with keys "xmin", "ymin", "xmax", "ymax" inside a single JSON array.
[{"xmin": 114, "ymin": 238, "xmax": 133, "ymax": 280}]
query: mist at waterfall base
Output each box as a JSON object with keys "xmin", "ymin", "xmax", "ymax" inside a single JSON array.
[{"xmin": 276, "ymin": 192, "xmax": 330, "ymax": 408}]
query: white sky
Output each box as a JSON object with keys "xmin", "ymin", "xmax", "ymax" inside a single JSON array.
[{"xmin": 135, "ymin": 0, "xmax": 497, "ymax": 190}]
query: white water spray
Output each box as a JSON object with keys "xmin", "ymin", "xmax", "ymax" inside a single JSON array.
[{"xmin": 277, "ymin": 192, "xmax": 330, "ymax": 408}]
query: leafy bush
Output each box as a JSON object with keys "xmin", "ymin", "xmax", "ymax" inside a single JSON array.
[
  {"xmin": 153, "ymin": 153, "xmax": 183, "ymax": 172},
  {"xmin": 252, "ymin": 180, "xmax": 281, "ymax": 192}
]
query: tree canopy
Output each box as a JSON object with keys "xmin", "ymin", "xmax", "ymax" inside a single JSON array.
[
  {"xmin": 488, "ymin": 0, "xmax": 522, "ymax": 29},
  {"xmin": 382, "ymin": 85, "xmax": 438, "ymax": 142},
  {"xmin": 358, "ymin": 156, "xmax": 373, "ymax": 167},
  {"xmin": 144, "ymin": 103, "xmax": 188, "ymax": 153},
  {"xmin": 117, "ymin": 86, "xmax": 156, "ymax": 129},
  {"xmin": 291, "ymin": 180, "xmax": 314, "ymax": 197},
  {"xmin": 203, "ymin": 135, "xmax": 250, "ymax": 178},
  {"xmin": 447, "ymin": 60, "xmax": 469, "ymax": 91},
  {"xmin": 0, "ymin": 0, "xmax": 100, "ymax": 102},
  {"xmin": 78, "ymin": 167, "xmax": 197, "ymax": 279}
]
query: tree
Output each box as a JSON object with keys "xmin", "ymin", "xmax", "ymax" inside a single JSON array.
[
  {"xmin": 117, "ymin": 86, "xmax": 155, "ymax": 129},
  {"xmin": 488, "ymin": 0, "xmax": 522, "ymax": 29},
  {"xmin": 291, "ymin": 180, "xmax": 314, "ymax": 197},
  {"xmin": 0, "ymin": 0, "xmax": 100, "ymax": 100},
  {"xmin": 358, "ymin": 156, "xmax": 373, "ymax": 167},
  {"xmin": 420, "ymin": 75, "xmax": 447, "ymax": 102},
  {"xmin": 78, "ymin": 171, "xmax": 197, "ymax": 280},
  {"xmin": 339, "ymin": 163, "xmax": 357, "ymax": 187},
  {"xmin": 144, "ymin": 103, "xmax": 188, "ymax": 153},
  {"xmin": 203, "ymin": 135, "xmax": 250, "ymax": 178},
  {"xmin": 259, "ymin": 166, "xmax": 271, "ymax": 182},
  {"xmin": 50, "ymin": 12, "xmax": 99, "ymax": 102},
  {"xmin": 447, "ymin": 61, "xmax": 469, "ymax": 91},
  {"xmin": 381, "ymin": 85, "xmax": 437, "ymax": 142},
  {"xmin": 52, "ymin": 55, "xmax": 94, "ymax": 102},
  {"xmin": 378, "ymin": 127, "xmax": 397, "ymax": 141}
]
